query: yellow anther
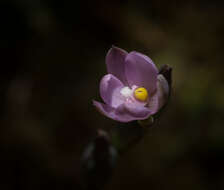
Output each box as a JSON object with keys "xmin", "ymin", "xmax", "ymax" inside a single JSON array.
[{"xmin": 134, "ymin": 87, "xmax": 148, "ymax": 102}]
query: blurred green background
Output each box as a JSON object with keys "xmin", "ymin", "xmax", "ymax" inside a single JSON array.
[{"xmin": 0, "ymin": 0, "xmax": 224, "ymax": 189}]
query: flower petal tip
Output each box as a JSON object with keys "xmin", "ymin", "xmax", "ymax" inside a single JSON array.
[
  {"xmin": 125, "ymin": 51, "xmax": 158, "ymax": 93},
  {"xmin": 106, "ymin": 46, "xmax": 128, "ymax": 85}
]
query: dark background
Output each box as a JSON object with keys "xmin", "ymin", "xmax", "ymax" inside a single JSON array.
[{"xmin": 0, "ymin": 0, "xmax": 224, "ymax": 189}]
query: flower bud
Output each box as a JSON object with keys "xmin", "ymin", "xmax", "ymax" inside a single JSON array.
[{"xmin": 81, "ymin": 130, "xmax": 118, "ymax": 189}]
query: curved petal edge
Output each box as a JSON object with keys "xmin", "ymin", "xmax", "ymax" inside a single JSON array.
[
  {"xmin": 100, "ymin": 74, "xmax": 124, "ymax": 108},
  {"xmin": 125, "ymin": 51, "xmax": 158, "ymax": 93},
  {"xmin": 106, "ymin": 46, "xmax": 128, "ymax": 85}
]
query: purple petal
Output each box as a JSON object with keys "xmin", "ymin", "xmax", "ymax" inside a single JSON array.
[
  {"xmin": 157, "ymin": 74, "xmax": 169, "ymax": 109},
  {"xmin": 106, "ymin": 46, "xmax": 128, "ymax": 85},
  {"xmin": 147, "ymin": 74, "xmax": 169, "ymax": 114},
  {"xmin": 100, "ymin": 74, "xmax": 125, "ymax": 108},
  {"xmin": 125, "ymin": 51, "xmax": 158, "ymax": 93},
  {"xmin": 122, "ymin": 102, "xmax": 151, "ymax": 118},
  {"xmin": 93, "ymin": 100, "xmax": 116, "ymax": 118},
  {"xmin": 93, "ymin": 101, "xmax": 151, "ymax": 122},
  {"xmin": 147, "ymin": 92, "xmax": 159, "ymax": 115},
  {"xmin": 93, "ymin": 100, "xmax": 134, "ymax": 122}
]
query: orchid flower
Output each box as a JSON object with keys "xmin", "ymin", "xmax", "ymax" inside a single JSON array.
[{"xmin": 93, "ymin": 46, "xmax": 170, "ymax": 123}]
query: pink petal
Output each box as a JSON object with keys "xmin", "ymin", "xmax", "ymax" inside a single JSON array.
[
  {"xmin": 157, "ymin": 74, "xmax": 169, "ymax": 109},
  {"xmin": 106, "ymin": 46, "xmax": 128, "ymax": 85},
  {"xmin": 93, "ymin": 101, "xmax": 151, "ymax": 123},
  {"xmin": 125, "ymin": 51, "xmax": 158, "ymax": 93},
  {"xmin": 147, "ymin": 74, "xmax": 169, "ymax": 114},
  {"xmin": 122, "ymin": 102, "xmax": 151, "ymax": 118},
  {"xmin": 100, "ymin": 74, "xmax": 124, "ymax": 108},
  {"xmin": 93, "ymin": 101, "xmax": 136, "ymax": 122}
]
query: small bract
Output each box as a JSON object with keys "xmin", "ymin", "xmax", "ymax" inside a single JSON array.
[{"xmin": 93, "ymin": 46, "xmax": 170, "ymax": 122}]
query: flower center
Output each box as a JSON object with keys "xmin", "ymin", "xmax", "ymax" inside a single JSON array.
[
  {"xmin": 120, "ymin": 86, "xmax": 132, "ymax": 98},
  {"xmin": 134, "ymin": 87, "xmax": 148, "ymax": 102}
]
